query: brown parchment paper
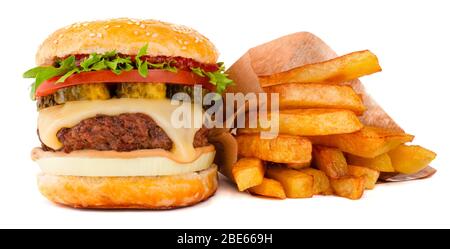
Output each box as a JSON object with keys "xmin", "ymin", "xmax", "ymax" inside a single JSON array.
[{"xmin": 211, "ymin": 32, "xmax": 435, "ymax": 182}]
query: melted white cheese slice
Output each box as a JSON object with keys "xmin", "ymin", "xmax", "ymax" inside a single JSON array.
[{"xmin": 38, "ymin": 98, "xmax": 204, "ymax": 163}]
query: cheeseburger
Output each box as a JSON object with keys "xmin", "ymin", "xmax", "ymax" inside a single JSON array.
[{"xmin": 24, "ymin": 18, "xmax": 233, "ymax": 209}]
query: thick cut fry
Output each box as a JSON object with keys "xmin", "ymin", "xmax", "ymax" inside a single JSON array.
[
  {"xmin": 266, "ymin": 167, "xmax": 314, "ymax": 198},
  {"xmin": 248, "ymin": 178, "xmax": 286, "ymax": 199},
  {"xmin": 232, "ymin": 158, "xmax": 265, "ymax": 191},
  {"xmin": 300, "ymin": 168, "xmax": 333, "ymax": 195},
  {"xmin": 239, "ymin": 109, "xmax": 363, "ymax": 136},
  {"xmin": 264, "ymin": 83, "xmax": 366, "ymax": 115},
  {"xmin": 348, "ymin": 165, "xmax": 380, "ymax": 190},
  {"xmin": 330, "ymin": 176, "xmax": 365, "ymax": 200},
  {"xmin": 313, "ymin": 146, "xmax": 348, "ymax": 178},
  {"xmin": 258, "ymin": 50, "xmax": 381, "ymax": 87},
  {"xmin": 308, "ymin": 126, "xmax": 414, "ymax": 158},
  {"xmin": 388, "ymin": 145, "xmax": 437, "ymax": 174},
  {"xmin": 346, "ymin": 153, "xmax": 394, "ymax": 172},
  {"xmin": 236, "ymin": 134, "xmax": 312, "ymax": 164}
]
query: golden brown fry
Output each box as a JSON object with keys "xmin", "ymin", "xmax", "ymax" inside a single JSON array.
[
  {"xmin": 236, "ymin": 134, "xmax": 312, "ymax": 164},
  {"xmin": 313, "ymin": 146, "xmax": 348, "ymax": 178},
  {"xmin": 239, "ymin": 109, "xmax": 363, "ymax": 136},
  {"xmin": 388, "ymin": 145, "xmax": 437, "ymax": 174},
  {"xmin": 264, "ymin": 83, "xmax": 366, "ymax": 115},
  {"xmin": 348, "ymin": 165, "xmax": 380, "ymax": 190},
  {"xmin": 266, "ymin": 167, "xmax": 314, "ymax": 198},
  {"xmin": 248, "ymin": 178, "xmax": 286, "ymax": 199},
  {"xmin": 308, "ymin": 126, "xmax": 414, "ymax": 158},
  {"xmin": 346, "ymin": 153, "xmax": 395, "ymax": 172},
  {"xmin": 330, "ymin": 176, "xmax": 366, "ymax": 200},
  {"xmin": 259, "ymin": 50, "xmax": 381, "ymax": 87},
  {"xmin": 300, "ymin": 168, "xmax": 333, "ymax": 195},
  {"xmin": 232, "ymin": 158, "xmax": 265, "ymax": 191}
]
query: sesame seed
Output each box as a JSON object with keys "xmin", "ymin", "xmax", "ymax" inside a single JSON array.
[
  {"xmin": 171, "ymin": 24, "xmax": 193, "ymax": 34},
  {"xmin": 89, "ymin": 33, "xmax": 95, "ymax": 37},
  {"xmin": 184, "ymin": 41, "xmax": 189, "ymax": 45},
  {"xmin": 104, "ymin": 25, "xmax": 110, "ymax": 29},
  {"xmin": 146, "ymin": 32, "xmax": 151, "ymax": 36},
  {"xmin": 115, "ymin": 25, "xmax": 121, "ymax": 28},
  {"xmin": 58, "ymin": 34, "xmax": 64, "ymax": 39},
  {"xmin": 97, "ymin": 33, "xmax": 103, "ymax": 38},
  {"xmin": 53, "ymin": 40, "xmax": 59, "ymax": 44},
  {"xmin": 152, "ymin": 33, "xmax": 158, "ymax": 38},
  {"xmin": 140, "ymin": 24, "xmax": 146, "ymax": 29},
  {"xmin": 135, "ymin": 21, "xmax": 141, "ymax": 25},
  {"xmin": 181, "ymin": 46, "xmax": 187, "ymax": 50},
  {"xmin": 127, "ymin": 21, "xmax": 133, "ymax": 25},
  {"xmin": 82, "ymin": 23, "xmax": 88, "ymax": 27},
  {"xmin": 134, "ymin": 31, "xmax": 139, "ymax": 35}
]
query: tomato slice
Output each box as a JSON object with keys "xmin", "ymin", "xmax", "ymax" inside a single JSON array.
[{"xmin": 36, "ymin": 69, "xmax": 213, "ymax": 97}]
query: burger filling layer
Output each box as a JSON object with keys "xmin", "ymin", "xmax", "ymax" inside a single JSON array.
[
  {"xmin": 40, "ymin": 113, "xmax": 208, "ymax": 153},
  {"xmin": 38, "ymin": 98, "xmax": 207, "ymax": 163}
]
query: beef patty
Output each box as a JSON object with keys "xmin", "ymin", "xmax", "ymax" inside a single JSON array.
[{"xmin": 40, "ymin": 113, "xmax": 209, "ymax": 153}]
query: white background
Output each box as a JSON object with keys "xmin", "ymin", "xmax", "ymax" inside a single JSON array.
[{"xmin": 1, "ymin": 0, "xmax": 449, "ymax": 228}]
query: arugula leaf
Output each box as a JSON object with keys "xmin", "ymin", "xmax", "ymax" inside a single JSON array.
[
  {"xmin": 80, "ymin": 53, "xmax": 101, "ymax": 70},
  {"xmin": 35, "ymin": 56, "xmax": 76, "ymax": 85},
  {"xmin": 57, "ymin": 68, "xmax": 80, "ymax": 83},
  {"xmin": 138, "ymin": 61, "xmax": 149, "ymax": 77},
  {"xmin": 190, "ymin": 67, "xmax": 205, "ymax": 77},
  {"xmin": 189, "ymin": 63, "xmax": 233, "ymax": 95},
  {"xmin": 121, "ymin": 62, "xmax": 134, "ymax": 72},
  {"xmin": 23, "ymin": 67, "xmax": 46, "ymax": 78},
  {"xmin": 164, "ymin": 62, "xmax": 178, "ymax": 73},
  {"xmin": 148, "ymin": 62, "xmax": 165, "ymax": 69},
  {"xmin": 136, "ymin": 44, "xmax": 149, "ymax": 77},
  {"xmin": 137, "ymin": 44, "xmax": 148, "ymax": 58},
  {"xmin": 149, "ymin": 62, "xmax": 177, "ymax": 73},
  {"xmin": 25, "ymin": 55, "xmax": 76, "ymax": 99},
  {"xmin": 29, "ymin": 82, "xmax": 37, "ymax": 100},
  {"xmin": 105, "ymin": 60, "xmax": 119, "ymax": 71},
  {"xmin": 59, "ymin": 55, "xmax": 76, "ymax": 68}
]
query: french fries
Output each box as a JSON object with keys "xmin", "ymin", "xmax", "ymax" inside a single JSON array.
[
  {"xmin": 264, "ymin": 83, "xmax": 366, "ymax": 115},
  {"xmin": 232, "ymin": 158, "xmax": 265, "ymax": 191},
  {"xmin": 346, "ymin": 153, "xmax": 395, "ymax": 172},
  {"xmin": 330, "ymin": 176, "xmax": 366, "ymax": 200},
  {"xmin": 348, "ymin": 165, "xmax": 380, "ymax": 190},
  {"xmin": 313, "ymin": 146, "xmax": 348, "ymax": 178},
  {"xmin": 248, "ymin": 178, "xmax": 286, "ymax": 199},
  {"xmin": 239, "ymin": 109, "xmax": 363, "ymax": 136},
  {"xmin": 258, "ymin": 50, "xmax": 381, "ymax": 87},
  {"xmin": 308, "ymin": 126, "xmax": 414, "ymax": 158},
  {"xmin": 388, "ymin": 145, "xmax": 437, "ymax": 174},
  {"xmin": 266, "ymin": 167, "xmax": 314, "ymax": 198},
  {"xmin": 300, "ymin": 168, "xmax": 333, "ymax": 195},
  {"xmin": 222, "ymin": 39, "xmax": 436, "ymax": 201},
  {"xmin": 236, "ymin": 134, "xmax": 312, "ymax": 164}
]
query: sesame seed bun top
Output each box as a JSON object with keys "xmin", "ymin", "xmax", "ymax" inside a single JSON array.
[{"xmin": 36, "ymin": 18, "xmax": 219, "ymax": 66}]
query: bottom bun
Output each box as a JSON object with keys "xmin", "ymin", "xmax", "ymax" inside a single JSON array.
[{"xmin": 37, "ymin": 165, "xmax": 218, "ymax": 209}]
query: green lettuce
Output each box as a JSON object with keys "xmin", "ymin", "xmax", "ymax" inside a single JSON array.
[{"xmin": 23, "ymin": 44, "xmax": 233, "ymax": 99}]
